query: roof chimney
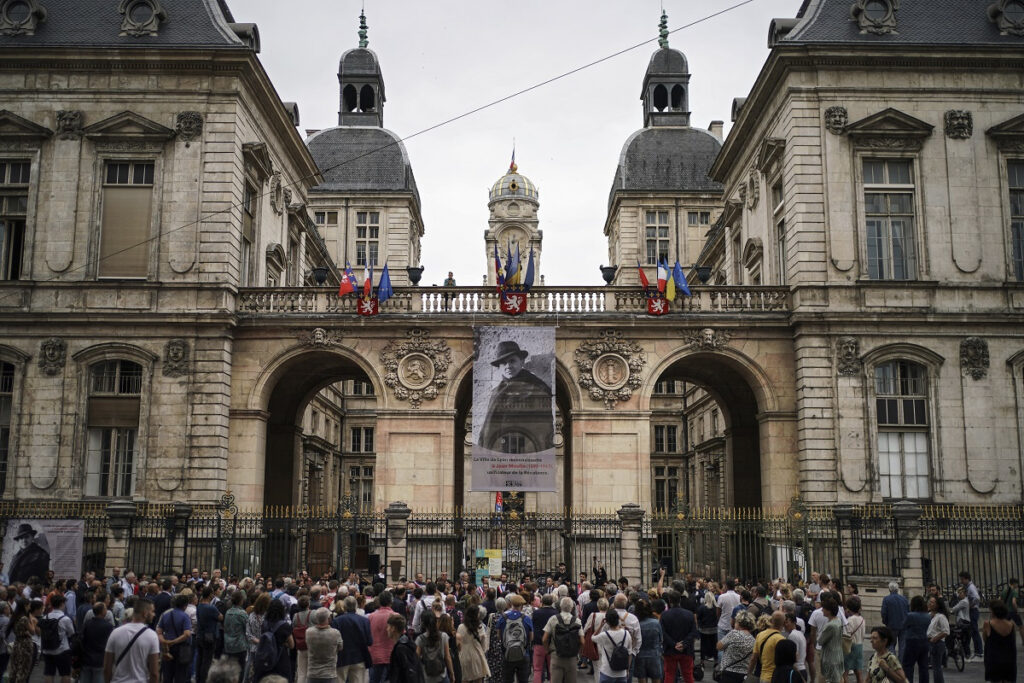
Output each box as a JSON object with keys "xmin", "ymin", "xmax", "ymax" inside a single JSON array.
[{"xmin": 709, "ymin": 120, "xmax": 724, "ymax": 141}]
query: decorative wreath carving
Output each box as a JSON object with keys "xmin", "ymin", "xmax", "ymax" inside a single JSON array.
[
  {"xmin": 850, "ymin": 0, "xmax": 899, "ymax": 35},
  {"xmin": 162, "ymin": 338, "xmax": 190, "ymax": 377},
  {"xmin": 944, "ymin": 110, "xmax": 973, "ymax": 140},
  {"xmin": 746, "ymin": 170, "xmax": 760, "ymax": 210},
  {"xmin": 574, "ymin": 330, "xmax": 646, "ymax": 409},
  {"xmin": 269, "ymin": 172, "xmax": 284, "ymax": 215},
  {"xmin": 0, "ymin": 0, "xmax": 46, "ymax": 36},
  {"xmin": 175, "ymin": 111, "xmax": 203, "ymax": 145},
  {"xmin": 297, "ymin": 327, "xmax": 342, "ymax": 348},
  {"xmin": 835, "ymin": 336, "xmax": 862, "ymax": 377},
  {"xmin": 960, "ymin": 337, "xmax": 989, "ymax": 381},
  {"xmin": 683, "ymin": 327, "xmax": 732, "ymax": 351},
  {"xmin": 38, "ymin": 337, "xmax": 66, "ymax": 376},
  {"xmin": 118, "ymin": 0, "xmax": 166, "ymax": 36},
  {"xmin": 380, "ymin": 329, "xmax": 452, "ymax": 408}
]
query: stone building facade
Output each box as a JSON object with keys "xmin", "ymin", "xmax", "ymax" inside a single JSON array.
[{"xmin": 0, "ymin": 0, "xmax": 1022, "ymax": 538}]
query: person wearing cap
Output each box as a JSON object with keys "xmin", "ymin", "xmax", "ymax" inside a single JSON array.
[
  {"xmin": 8, "ymin": 522, "xmax": 50, "ymax": 584},
  {"xmin": 479, "ymin": 340, "xmax": 553, "ymax": 453}
]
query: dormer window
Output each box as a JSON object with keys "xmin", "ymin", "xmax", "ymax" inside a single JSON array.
[{"xmin": 850, "ymin": 0, "xmax": 898, "ymax": 35}]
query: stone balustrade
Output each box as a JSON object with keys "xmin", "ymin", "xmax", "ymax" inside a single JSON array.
[{"xmin": 236, "ymin": 285, "xmax": 791, "ymax": 316}]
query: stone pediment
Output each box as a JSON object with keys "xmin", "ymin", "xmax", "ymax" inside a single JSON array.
[
  {"xmin": 0, "ymin": 110, "xmax": 53, "ymax": 140},
  {"xmin": 742, "ymin": 237, "xmax": 764, "ymax": 268},
  {"xmin": 844, "ymin": 108, "xmax": 933, "ymax": 150},
  {"xmin": 986, "ymin": 112, "xmax": 1024, "ymax": 151},
  {"xmin": 756, "ymin": 137, "xmax": 785, "ymax": 173},
  {"xmin": 83, "ymin": 111, "xmax": 175, "ymax": 142},
  {"xmin": 242, "ymin": 142, "xmax": 274, "ymax": 180}
]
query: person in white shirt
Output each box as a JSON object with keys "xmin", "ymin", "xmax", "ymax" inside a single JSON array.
[
  {"xmin": 40, "ymin": 593, "xmax": 76, "ymax": 683},
  {"xmin": 784, "ymin": 613, "xmax": 807, "ymax": 676},
  {"xmin": 612, "ymin": 594, "xmax": 642, "ymax": 656},
  {"xmin": 104, "ymin": 598, "xmax": 160, "ymax": 683},
  {"xmin": 591, "ymin": 609, "xmax": 632, "ymax": 681},
  {"xmin": 412, "ymin": 583, "xmax": 438, "ymax": 633},
  {"xmin": 716, "ymin": 580, "xmax": 742, "ymax": 644}
]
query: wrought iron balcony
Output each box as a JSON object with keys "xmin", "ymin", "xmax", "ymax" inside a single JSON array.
[{"xmin": 236, "ymin": 285, "xmax": 791, "ymax": 316}]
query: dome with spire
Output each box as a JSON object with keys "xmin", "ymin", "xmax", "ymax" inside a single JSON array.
[{"xmin": 489, "ymin": 163, "xmax": 538, "ymax": 203}]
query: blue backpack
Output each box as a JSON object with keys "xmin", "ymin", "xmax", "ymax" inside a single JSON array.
[{"xmin": 253, "ymin": 622, "xmax": 284, "ymax": 678}]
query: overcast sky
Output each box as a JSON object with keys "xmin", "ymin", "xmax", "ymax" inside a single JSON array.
[{"xmin": 237, "ymin": 0, "xmax": 799, "ymax": 286}]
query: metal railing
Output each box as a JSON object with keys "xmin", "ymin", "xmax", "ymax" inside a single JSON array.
[{"xmin": 236, "ymin": 285, "xmax": 791, "ymax": 316}]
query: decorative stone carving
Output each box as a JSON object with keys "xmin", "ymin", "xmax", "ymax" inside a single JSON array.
[
  {"xmin": 0, "ymin": 0, "xmax": 46, "ymax": 36},
  {"xmin": 944, "ymin": 110, "xmax": 973, "ymax": 139},
  {"xmin": 38, "ymin": 337, "xmax": 66, "ymax": 375},
  {"xmin": 737, "ymin": 183, "xmax": 747, "ymax": 207},
  {"xmin": 989, "ymin": 0, "xmax": 1024, "ymax": 36},
  {"xmin": 836, "ymin": 337, "xmax": 862, "ymax": 376},
  {"xmin": 297, "ymin": 327, "xmax": 342, "ymax": 347},
  {"xmin": 574, "ymin": 330, "xmax": 646, "ymax": 409},
  {"xmin": 55, "ymin": 110, "xmax": 83, "ymax": 139},
  {"xmin": 683, "ymin": 327, "xmax": 732, "ymax": 351},
  {"xmin": 162, "ymin": 339, "xmax": 190, "ymax": 377},
  {"xmin": 175, "ymin": 111, "xmax": 203, "ymax": 145},
  {"xmin": 283, "ymin": 188, "xmax": 292, "ymax": 206},
  {"xmin": 118, "ymin": 0, "xmax": 167, "ymax": 36},
  {"xmin": 850, "ymin": 0, "xmax": 899, "ymax": 35},
  {"xmin": 269, "ymin": 172, "xmax": 284, "ymax": 214},
  {"xmin": 380, "ymin": 329, "xmax": 452, "ymax": 408},
  {"xmin": 960, "ymin": 337, "xmax": 989, "ymax": 381},
  {"xmin": 746, "ymin": 170, "xmax": 760, "ymax": 210},
  {"xmin": 824, "ymin": 106, "xmax": 848, "ymax": 134}
]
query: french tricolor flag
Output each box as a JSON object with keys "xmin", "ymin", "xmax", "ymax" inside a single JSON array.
[{"xmin": 495, "ymin": 491, "xmax": 503, "ymax": 513}]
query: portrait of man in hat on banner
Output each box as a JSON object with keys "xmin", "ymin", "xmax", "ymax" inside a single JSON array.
[
  {"xmin": 478, "ymin": 337, "xmax": 554, "ymax": 454},
  {"xmin": 7, "ymin": 521, "xmax": 50, "ymax": 584}
]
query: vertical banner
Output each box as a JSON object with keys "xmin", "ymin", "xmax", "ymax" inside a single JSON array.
[
  {"xmin": 472, "ymin": 326, "xmax": 556, "ymax": 491},
  {"xmin": 2, "ymin": 519, "xmax": 85, "ymax": 582}
]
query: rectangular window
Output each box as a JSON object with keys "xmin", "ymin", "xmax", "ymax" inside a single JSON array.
[
  {"xmin": 355, "ymin": 211, "xmax": 380, "ymax": 266},
  {"xmin": 653, "ymin": 464, "xmax": 681, "ymax": 512},
  {"xmin": 773, "ymin": 181, "xmax": 786, "ymax": 286},
  {"xmin": 351, "ymin": 426, "xmax": 374, "ymax": 453},
  {"xmin": 287, "ymin": 237, "xmax": 299, "ymax": 286},
  {"xmin": 645, "ymin": 210, "xmax": 670, "ymax": 265},
  {"xmin": 86, "ymin": 427, "xmax": 136, "ymax": 497},
  {"xmin": 0, "ymin": 160, "xmax": 29, "ymax": 281},
  {"xmin": 100, "ymin": 161, "xmax": 154, "ymax": 278},
  {"xmin": 666, "ymin": 425, "xmax": 677, "ymax": 452},
  {"xmin": 686, "ymin": 211, "xmax": 711, "ymax": 226},
  {"xmin": 654, "ymin": 425, "xmax": 665, "ymax": 453},
  {"xmin": 314, "ymin": 211, "xmax": 339, "ymax": 226},
  {"xmin": 1010, "ymin": 161, "xmax": 1024, "ymax": 282},
  {"xmin": 241, "ymin": 182, "xmax": 256, "ymax": 285},
  {"xmin": 863, "ymin": 159, "xmax": 916, "ymax": 280},
  {"xmin": 733, "ymin": 233, "xmax": 743, "ymax": 284},
  {"xmin": 352, "ymin": 380, "xmax": 374, "ymax": 396}
]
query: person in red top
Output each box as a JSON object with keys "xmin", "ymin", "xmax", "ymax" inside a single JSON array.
[{"xmin": 368, "ymin": 590, "xmax": 397, "ymax": 683}]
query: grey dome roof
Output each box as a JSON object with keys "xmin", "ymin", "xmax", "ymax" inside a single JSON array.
[
  {"xmin": 609, "ymin": 126, "xmax": 722, "ymax": 207},
  {"xmin": 307, "ymin": 126, "xmax": 419, "ymax": 206},
  {"xmin": 646, "ymin": 48, "xmax": 688, "ymax": 76},
  {"xmin": 339, "ymin": 47, "xmax": 382, "ymax": 77},
  {"xmin": 489, "ymin": 169, "xmax": 539, "ymax": 203}
]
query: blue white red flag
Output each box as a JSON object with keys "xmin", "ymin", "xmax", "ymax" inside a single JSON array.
[{"xmin": 495, "ymin": 491, "xmax": 503, "ymax": 513}]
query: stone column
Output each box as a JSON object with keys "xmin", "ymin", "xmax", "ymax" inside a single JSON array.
[
  {"xmin": 617, "ymin": 503, "xmax": 645, "ymax": 586},
  {"xmin": 893, "ymin": 500, "xmax": 924, "ymax": 596},
  {"xmin": 105, "ymin": 500, "xmax": 135, "ymax": 576},
  {"xmin": 833, "ymin": 504, "xmax": 857, "ymax": 578},
  {"xmin": 386, "ymin": 501, "xmax": 412, "ymax": 582}
]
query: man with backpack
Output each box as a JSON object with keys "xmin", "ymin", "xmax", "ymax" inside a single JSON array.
[
  {"xmin": 497, "ymin": 593, "xmax": 534, "ymax": 683},
  {"xmin": 531, "ymin": 594, "xmax": 558, "ymax": 683},
  {"xmin": 387, "ymin": 613, "xmax": 425, "ymax": 683},
  {"xmin": 40, "ymin": 592, "xmax": 75, "ymax": 683},
  {"xmin": 542, "ymin": 596, "xmax": 583, "ymax": 683},
  {"xmin": 156, "ymin": 594, "xmax": 193, "ymax": 683}
]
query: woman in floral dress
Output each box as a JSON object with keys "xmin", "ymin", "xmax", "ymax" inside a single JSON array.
[{"xmin": 8, "ymin": 599, "xmax": 42, "ymax": 683}]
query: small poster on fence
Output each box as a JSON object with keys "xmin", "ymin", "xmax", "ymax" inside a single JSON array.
[
  {"xmin": 474, "ymin": 548, "xmax": 502, "ymax": 585},
  {"xmin": 1, "ymin": 519, "xmax": 85, "ymax": 583}
]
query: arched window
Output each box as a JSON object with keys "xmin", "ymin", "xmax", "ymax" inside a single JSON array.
[
  {"xmin": 342, "ymin": 85, "xmax": 358, "ymax": 113},
  {"xmin": 874, "ymin": 359, "xmax": 930, "ymax": 499},
  {"xmin": 0, "ymin": 361, "xmax": 13, "ymax": 495},
  {"xmin": 359, "ymin": 85, "xmax": 375, "ymax": 112},
  {"xmin": 652, "ymin": 84, "xmax": 668, "ymax": 112},
  {"xmin": 86, "ymin": 360, "xmax": 142, "ymax": 497},
  {"xmin": 670, "ymin": 85, "xmax": 685, "ymax": 111}
]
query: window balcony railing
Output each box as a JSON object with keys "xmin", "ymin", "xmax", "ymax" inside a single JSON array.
[{"xmin": 236, "ymin": 285, "xmax": 791, "ymax": 316}]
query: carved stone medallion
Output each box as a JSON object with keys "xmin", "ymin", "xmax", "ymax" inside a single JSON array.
[
  {"xmin": 683, "ymin": 327, "xmax": 732, "ymax": 351},
  {"xmin": 836, "ymin": 336, "xmax": 862, "ymax": 376},
  {"xmin": 944, "ymin": 110, "xmax": 973, "ymax": 140},
  {"xmin": 746, "ymin": 170, "xmax": 760, "ymax": 210},
  {"xmin": 398, "ymin": 352, "xmax": 434, "ymax": 390},
  {"xmin": 175, "ymin": 111, "xmax": 203, "ymax": 145},
  {"xmin": 162, "ymin": 338, "xmax": 190, "ymax": 377},
  {"xmin": 297, "ymin": 327, "xmax": 342, "ymax": 347},
  {"xmin": 850, "ymin": 0, "xmax": 899, "ymax": 35},
  {"xmin": 270, "ymin": 172, "xmax": 284, "ymax": 215},
  {"xmin": 380, "ymin": 329, "xmax": 452, "ymax": 408},
  {"xmin": 960, "ymin": 337, "xmax": 989, "ymax": 381},
  {"xmin": 824, "ymin": 106, "xmax": 848, "ymax": 135},
  {"xmin": 118, "ymin": 0, "xmax": 167, "ymax": 36},
  {"xmin": 56, "ymin": 110, "xmax": 83, "ymax": 140},
  {"xmin": 38, "ymin": 337, "xmax": 66, "ymax": 376},
  {"xmin": 574, "ymin": 330, "xmax": 646, "ymax": 409},
  {"xmin": 989, "ymin": 0, "xmax": 1024, "ymax": 36}
]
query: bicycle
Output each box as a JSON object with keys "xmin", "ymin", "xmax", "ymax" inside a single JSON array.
[{"xmin": 949, "ymin": 624, "xmax": 968, "ymax": 672}]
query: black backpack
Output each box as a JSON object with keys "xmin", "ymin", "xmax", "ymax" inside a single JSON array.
[
  {"xmin": 552, "ymin": 615, "xmax": 581, "ymax": 658},
  {"xmin": 40, "ymin": 615, "xmax": 67, "ymax": 651},
  {"xmin": 395, "ymin": 637, "xmax": 426, "ymax": 683},
  {"xmin": 607, "ymin": 631, "xmax": 630, "ymax": 671},
  {"xmin": 253, "ymin": 623, "xmax": 284, "ymax": 679}
]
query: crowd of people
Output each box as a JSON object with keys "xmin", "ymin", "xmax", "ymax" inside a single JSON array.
[{"xmin": 0, "ymin": 563, "xmax": 1019, "ymax": 683}]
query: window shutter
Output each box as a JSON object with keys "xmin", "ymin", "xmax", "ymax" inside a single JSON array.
[
  {"xmin": 88, "ymin": 397, "xmax": 141, "ymax": 427},
  {"xmin": 100, "ymin": 186, "xmax": 151, "ymax": 277}
]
